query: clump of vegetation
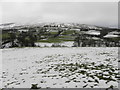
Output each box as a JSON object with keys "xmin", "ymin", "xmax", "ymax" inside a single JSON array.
[
  {"xmin": 17, "ymin": 32, "xmax": 36, "ymax": 47},
  {"xmin": 2, "ymin": 31, "xmax": 37, "ymax": 48},
  {"xmin": 31, "ymin": 84, "xmax": 39, "ymax": 89}
]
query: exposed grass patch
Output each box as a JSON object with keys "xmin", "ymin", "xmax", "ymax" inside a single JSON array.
[
  {"xmin": 1, "ymin": 33, "xmax": 10, "ymax": 40},
  {"xmin": 49, "ymin": 32, "xmax": 58, "ymax": 35},
  {"xmin": 37, "ymin": 36, "xmax": 74, "ymax": 43},
  {"xmin": 62, "ymin": 30, "xmax": 75, "ymax": 35}
]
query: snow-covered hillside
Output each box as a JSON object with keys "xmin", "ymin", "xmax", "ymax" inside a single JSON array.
[{"xmin": 1, "ymin": 47, "xmax": 119, "ymax": 88}]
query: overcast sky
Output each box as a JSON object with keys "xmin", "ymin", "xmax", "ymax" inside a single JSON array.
[{"xmin": 1, "ymin": 2, "xmax": 118, "ymax": 27}]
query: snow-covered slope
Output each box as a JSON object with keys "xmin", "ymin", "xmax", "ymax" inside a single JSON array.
[{"xmin": 2, "ymin": 47, "xmax": 119, "ymax": 88}]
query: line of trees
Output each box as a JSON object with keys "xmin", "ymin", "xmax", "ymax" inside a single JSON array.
[
  {"xmin": 73, "ymin": 34, "xmax": 120, "ymax": 47},
  {"xmin": 2, "ymin": 31, "xmax": 37, "ymax": 48}
]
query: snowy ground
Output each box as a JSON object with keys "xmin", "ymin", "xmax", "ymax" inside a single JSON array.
[{"xmin": 1, "ymin": 47, "xmax": 119, "ymax": 88}]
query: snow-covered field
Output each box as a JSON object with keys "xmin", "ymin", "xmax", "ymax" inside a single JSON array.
[
  {"xmin": 35, "ymin": 41, "xmax": 74, "ymax": 47},
  {"xmin": 1, "ymin": 47, "xmax": 119, "ymax": 88}
]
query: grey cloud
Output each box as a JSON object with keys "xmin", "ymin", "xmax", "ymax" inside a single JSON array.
[{"xmin": 1, "ymin": 2, "xmax": 118, "ymax": 27}]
